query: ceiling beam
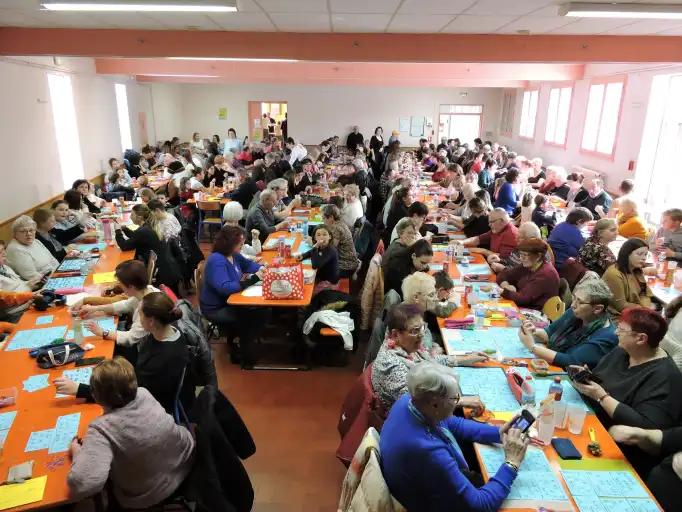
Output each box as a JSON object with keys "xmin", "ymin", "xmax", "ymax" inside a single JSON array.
[{"xmin": 1, "ymin": 28, "xmax": 681, "ymax": 63}]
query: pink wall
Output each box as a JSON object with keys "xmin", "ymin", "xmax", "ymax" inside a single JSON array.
[{"xmin": 497, "ymin": 64, "xmax": 682, "ymax": 191}]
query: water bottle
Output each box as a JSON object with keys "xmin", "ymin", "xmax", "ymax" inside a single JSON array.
[
  {"xmin": 302, "ymin": 221, "xmax": 309, "ymax": 237},
  {"xmin": 73, "ymin": 319, "xmax": 85, "ymax": 346},
  {"xmin": 521, "ymin": 375, "xmax": 536, "ymax": 409},
  {"xmin": 95, "ymin": 219, "xmax": 104, "ymax": 242},
  {"xmin": 101, "ymin": 218, "xmax": 113, "ymax": 242},
  {"xmin": 549, "ymin": 377, "xmax": 564, "ymax": 401}
]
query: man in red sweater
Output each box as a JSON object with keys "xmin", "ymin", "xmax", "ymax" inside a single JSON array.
[{"xmin": 459, "ymin": 208, "xmax": 519, "ymax": 260}]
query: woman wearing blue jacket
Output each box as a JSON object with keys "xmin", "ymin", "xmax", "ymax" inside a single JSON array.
[
  {"xmin": 199, "ymin": 225, "xmax": 270, "ymax": 367},
  {"xmin": 494, "ymin": 169, "xmax": 520, "ymax": 215},
  {"xmin": 380, "ymin": 363, "xmax": 530, "ymax": 512}
]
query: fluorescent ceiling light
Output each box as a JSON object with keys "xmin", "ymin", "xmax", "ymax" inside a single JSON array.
[
  {"xmin": 42, "ymin": 0, "xmax": 236, "ymax": 12},
  {"xmin": 168, "ymin": 57, "xmax": 299, "ymax": 63},
  {"xmin": 560, "ymin": 2, "xmax": 682, "ymax": 19},
  {"xmin": 139, "ymin": 74, "xmax": 219, "ymax": 77}
]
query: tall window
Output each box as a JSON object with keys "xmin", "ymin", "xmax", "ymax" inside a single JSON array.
[
  {"xmin": 500, "ymin": 90, "xmax": 515, "ymax": 136},
  {"xmin": 519, "ymin": 89, "xmax": 539, "ymax": 139},
  {"xmin": 545, "ymin": 86, "xmax": 572, "ymax": 146},
  {"xmin": 47, "ymin": 73, "xmax": 84, "ymax": 189},
  {"xmin": 437, "ymin": 105, "xmax": 483, "ymax": 147},
  {"xmin": 115, "ymin": 83, "xmax": 132, "ymax": 152},
  {"xmin": 581, "ymin": 79, "xmax": 624, "ymax": 156}
]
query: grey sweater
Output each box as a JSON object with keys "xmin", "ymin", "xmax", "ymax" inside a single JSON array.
[{"xmin": 68, "ymin": 387, "xmax": 195, "ymax": 508}]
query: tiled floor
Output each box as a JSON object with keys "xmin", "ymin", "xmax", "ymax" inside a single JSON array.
[{"xmin": 212, "ymin": 342, "xmax": 362, "ymax": 511}]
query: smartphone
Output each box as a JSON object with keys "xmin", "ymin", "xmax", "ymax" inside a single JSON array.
[
  {"xmin": 551, "ymin": 438, "xmax": 582, "ymax": 460},
  {"xmin": 511, "ymin": 409, "xmax": 536, "ymax": 433},
  {"xmin": 567, "ymin": 365, "xmax": 593, "ymax": 383},
  {"xmin": 76, "ymin": 356, "xmax": 105, "ymax": 367}
]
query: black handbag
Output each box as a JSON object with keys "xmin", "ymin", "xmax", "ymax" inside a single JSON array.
[{"xmin": 33, "ymin": 342, "xmax": 85, "ymax": 369}]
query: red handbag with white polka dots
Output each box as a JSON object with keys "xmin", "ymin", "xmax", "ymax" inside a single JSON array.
[{"xmin": 262, "ymin": 264, "xmax": 304, "ymax": 300}]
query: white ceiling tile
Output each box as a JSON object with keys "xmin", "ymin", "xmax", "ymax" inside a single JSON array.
[
  {"xmin": 258, "ymin": 0, "xmax": 328, "ymax": 14},
  {"xmin": 0, "ymin": 0, "xmax": 41, "ymax": 8},
  {"xmin": 210, "ymin": 12, "xmax": 276, "ymax": 31},
  {"xmin": 548, "ymin": 18, "xmax": 638, "ymax": 34},
  {"xmin": 0, "ymin": 8, "xmax": 39, "ymax": 26},
  {"xmin": 85, "ymin": 12, "xmax": 164, "ymax": 29},
  {"xmin": 235, "ymin": 0, "xmax": 263, "ymax": 12},
  {"xmin": 466, "ymin": 0, "xmax": 555, "ymax": 16},
  {"xmin": 331, "ymin": 14, "xmax": 392, "ymax": 32},
  {"xmin": 22, "ymin": 10, "xmax": 103, "ymax": 28},
  {"xmin": 601, "ymin": 19, "xmax": 682, "ymax": 35},
  {"xmin": 441, "ymin": 15, "xmax": 515, "ymax": 33},
  {"xmin": 495, "ymin": 16, "xmax": 576, "ymax": 34},
  {"xmin": 269, "ymin": 13, "xmax": 330, "ymax": 31},
  {"xmin": 329, "ymin": 0, "xmax": 401, "ymax": 14},
  {"xmin": 141, "ymin": 13, "xmax": 220, "ymax": 30},
  {"xmin": 656, "ymin": 25, "xmax": 682, "ymax": 35},
  {"xmin": 399, "ymin": 0, "xmax": 476, "ymax": 15},
  {"xmin": 387, "ymin": 14, "xmax": 453, "ymax": 33}
]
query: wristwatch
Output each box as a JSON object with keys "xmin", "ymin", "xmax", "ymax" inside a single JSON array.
[
  {"xmin": 597, "ymin": 393, "xmax": 610, "ymax": 404},
  {"xmin": 102, "ymin": 330, "xmax": 110, "ymax": 340}
]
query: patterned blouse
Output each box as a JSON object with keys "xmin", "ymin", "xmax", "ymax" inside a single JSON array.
[
  {"xmin": 371, "ymin": 336, "xmax": 456, "ymax": 410},
  {"xmin": 578, "ymin": 237, "xmax": 616, "ymax": 276},
  {"xmin": 327, "ymin": 221, "xmax": 358, "ymax": 272}
]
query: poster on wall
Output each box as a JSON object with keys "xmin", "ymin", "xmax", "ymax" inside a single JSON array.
[
  {"xmin": 217, "ymin": 107, "xmax": 228, "ymax": 120},
  {"xmin": 410, "ymin": 116, "xmax": 425, "ymax": 137},
  {"xmin": 399, "ymin": 117, "xmax": 410, "ymax": 133},
  {"xmin": 425, "ymin": 116, "xmax": 433, "ymax": 128}
]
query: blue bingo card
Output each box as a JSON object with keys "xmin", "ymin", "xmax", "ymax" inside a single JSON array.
[
  {"xmin": 43, "ymin": 275, "xmax": 86, "ymax": 290},
  {"xmin": 6, "ymin": 325, "xmax": 68, "ymax": 351}
]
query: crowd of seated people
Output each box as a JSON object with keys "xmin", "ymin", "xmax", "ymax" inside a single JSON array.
[{"xmin": 3, "ymin": 127, "xmax": 682, "ymax": 511}]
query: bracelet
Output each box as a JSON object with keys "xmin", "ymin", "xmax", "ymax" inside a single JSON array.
[
  {"xmin": 504, "ymin": 461, "xmax": 519, "ymax": 472},
  {"xmin": 597, "ymin": 393, "xmax": 610, "ymax": 404}
]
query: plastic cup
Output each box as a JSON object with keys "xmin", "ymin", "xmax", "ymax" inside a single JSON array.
[
  {"xmin": 567, "ymin": 406, "xmax": 587, "ymax": 435},
  {"xmin": 553, "ymin": 401, "xmax": 567, "ymax": 429},
  {"xmin": 537, "ymin": 412, "xmax": 555, "ymax": 445}
]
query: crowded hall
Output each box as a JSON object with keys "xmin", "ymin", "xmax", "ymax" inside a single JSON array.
[{"xmin": 2, "ymin": 2, "xmax": 682, "ymax": 511}]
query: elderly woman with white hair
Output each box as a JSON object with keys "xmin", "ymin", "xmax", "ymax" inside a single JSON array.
[
  {"xmin": 223, "ymin": 202, "xmax": 261, "ymax": 257},
  {"xmin": 340, "ymin": 184, "xmax": 364, "ymax": 229},
  {"xmin": 617, "ymin": 198, "xmax": 648, "ymax": 240},
  {"xmin": 5, "ymin": 215, "xmax": 59, "ymax": 281},
  {"xmin": 380, "ymin": 361, "xmax": 530, "ymax": 512},
  {"xmin": 518, "ymin": 279, "xmax": 618, "ymax": 369},
  {"xmin": 371, "ymin": 303, "xmax": 487, "ymax": 411},
  {"xmin": 539, "ymin": 165, "xmax": 570, "ymax": 200},
  {"xmin": 266, "ymin": 177, "xmax": 301, "ymax": 219},
  {"xmin": 527, "ymin": 157, "xmax": 545, "ymax": 188}
]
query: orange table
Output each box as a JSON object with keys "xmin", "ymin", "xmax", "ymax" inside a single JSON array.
[
  {"xmin": 227, "ymin": 231, "xmax": 315, "ymax": 308},
  {"xmin": 0, "ymin": 243, "xmax": 133, "ymax": 511},
  {"xmin": 433, "ymin": 251, "xmax": 662, "ymax": 510}
]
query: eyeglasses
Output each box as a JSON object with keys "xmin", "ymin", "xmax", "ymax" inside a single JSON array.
[
  {"xmin": 405, "ymin": 323, "xmax": 427, "ymax": 337},
  {"xmin": 571, "ymin": 296, "xmax": 593, "ymax": 307},
  {"xmin": 615, "ymin": 324, "xmax": 636, "ymax": 335},
  {"xmin": 489, "ymin": 217, "xmax": 505, "ymax": 224},
  {"xmin": 16, "ymin": 229, "xmax": 35, "ymax": 234}
]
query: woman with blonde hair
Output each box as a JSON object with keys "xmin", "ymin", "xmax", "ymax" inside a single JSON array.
[
  {"xmin": 617, "ymin": 198, "xmax": 648, "ymax": 240},
  {"xmin": 578, "ymin": 218, "xmax": 618, "ymax": 276},
  {"xmin": 114, "ymin": 204, "xmax": 181, "ymax": 289}
]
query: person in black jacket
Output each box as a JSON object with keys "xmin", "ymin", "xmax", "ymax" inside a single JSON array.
[
  {"xmin": 297, "ymin": 225, "xmax": 339, "ymax": 285},
  {"xmin": 50, "ymin": 200, "xmax": 86, "ymax": 245},
  {"xmin": 610, "ymin": 424, "xmax": 682, "ymax": 509},
  {"xmin": 55, "ymin": 292, "xmax": 193, "ymax": 416},
  {"xmin": 346, "ymin": 126, "xmax": 364, "ymax": 153},
  {"xmin": 32, "ymin": 208, "xmax": 76, "ymax": 262},
  {"xmin": 383, "ymin": 187, "xmax": 411, "ymax": 248},
  {"xmin": 114, "ymin": 204, "xmax": 181, "ymax": 290},
  {"xmin": 72, "ymin": 179, "xmax": 101, "ymax": 214},
  {"xmin": 226, "ymin": 168, "xmax": 259, "ymax": 211}
]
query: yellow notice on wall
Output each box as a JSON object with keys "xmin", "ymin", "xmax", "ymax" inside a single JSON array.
[
  {"xmin": 217, "ymin": 107, "xmax": 228, "ymax": 120},
  {"xmin": 0, "ymin": 475, "xmax": 47, "ymax": 510}
]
